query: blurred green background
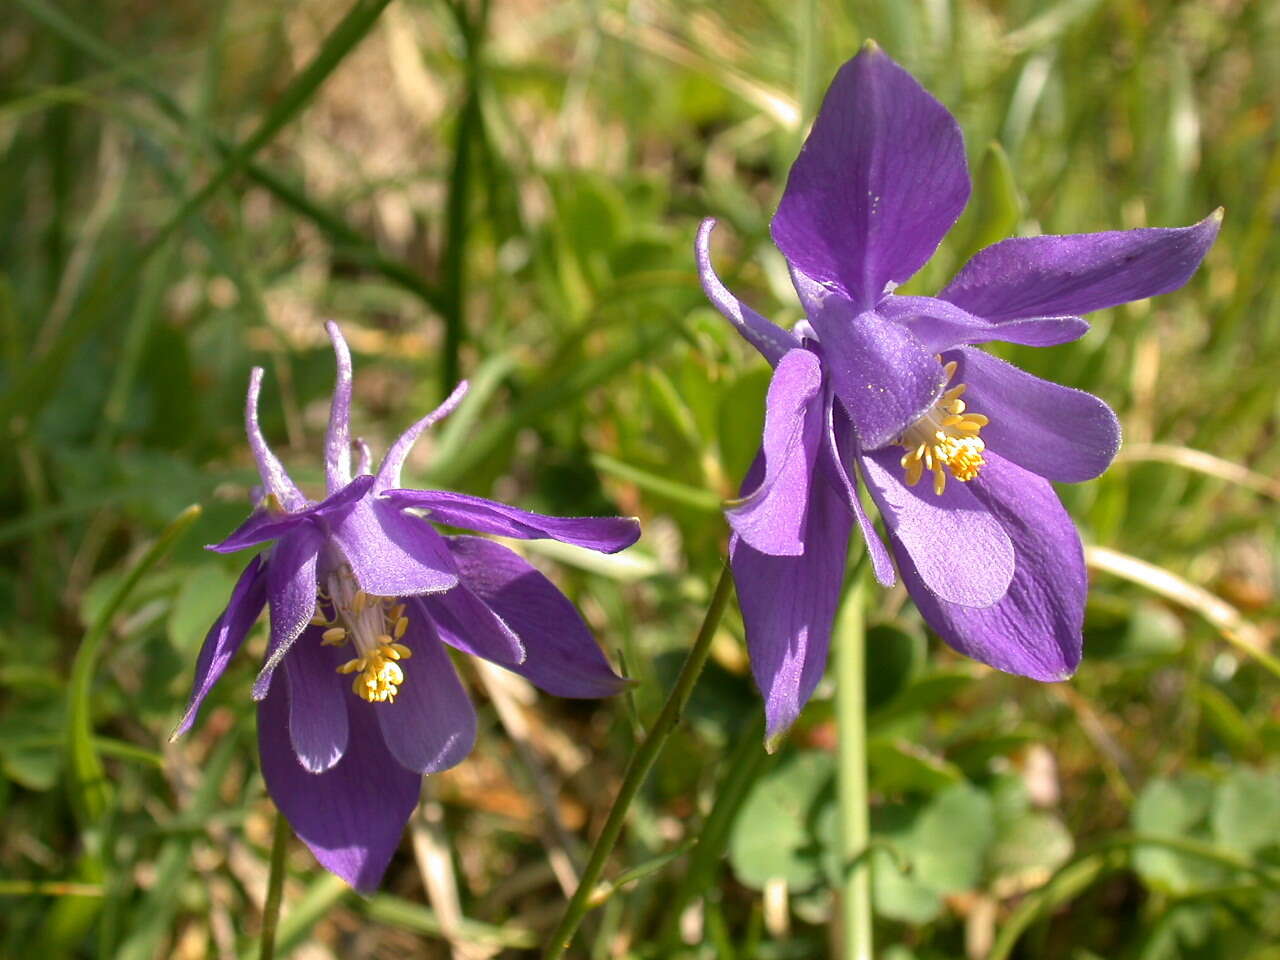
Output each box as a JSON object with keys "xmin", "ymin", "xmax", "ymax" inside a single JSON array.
[{"xmin": 1, "ymin": 0, "xmax": 1278, "ymax": 956}]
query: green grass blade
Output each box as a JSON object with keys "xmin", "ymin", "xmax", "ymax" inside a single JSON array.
[{"xmin": 64, "ymin": 504, "xmax": 202, "ymax": 827}]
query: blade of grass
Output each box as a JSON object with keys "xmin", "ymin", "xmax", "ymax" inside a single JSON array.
[
  {"xmin": 1085, "ymin": 545, "xmax": 1278, "ymax": 679},
  {"xmin": 19, "ymin": 0, "xmax": 413, "ymax": 299},
  {"xmin": 590, "ymin": 453, "xmax": 723, "ymax": 512},
  {"xmin": 110, "ymin": 738, "xmax": 237, "ymax": 960},
  {"xmin": 139, "ymin": 0, "xmax": 397, "ymax": 260},
  {"xmin": 438, "ymin": 0, "xmax": 491, "ymax": 396},
  {"xmin": 64, "ymin": 504, "xmax": 202, "ymax": 827},
  {"xmin": 544, "ymin": 565, "xmax": 736, "ymax": 959}
]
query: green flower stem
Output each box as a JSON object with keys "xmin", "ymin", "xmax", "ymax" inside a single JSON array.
[
  {"xmin": 835, "ymin": 574, "xmax": 872, "ymax": 960},
  {"xmin": 658, "ymin": 710, "xmax": 772, "ymax": 950},
  {"xmin": 543, "ymin": 564, "xmax": 736, "ymax": 960},
  {"xmin": 259, "ymin": 809, "xmax": 292, "ymax": 960}
]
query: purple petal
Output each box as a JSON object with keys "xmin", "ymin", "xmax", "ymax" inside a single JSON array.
[
  {"xmin": 726, "ymin": 349, "xmax": 824, "ymax": 556},
  {"xmin": 208, "ymin": 476, "xmax": 374, "ymax": 554},
  {"xmin": 731, "ymin": 459, "xmax": 853, "ymax": 745},
  {"xmin": 951, "ymin": 346, "xmax": 1121, "ymax": 483},
  {"xmin": 353, "ymin": 438, "xmax": 373, "ymax": 476},
  {"xmin": 283, "ymin": 629, "xmax": 350, "ymax": 773},
  {"xmin": 382, "ymin": 489, "xmax": 640, "ymax": 555},
  {"xmin": 771, "ymin": 45, "xmax": 970, "ymax": 309},
  {"xmin": 445, "ymin": 536, "xmax": 627, "ymax": 698},
  {"xmin": 695, "ymin": 218, "xmax": 800, "ymax": 365},
  {"xmin": 823, "ymin": 392, "xmax": 896, "ymax": 587},
  {"xmin": 877, "ymin": 295, "xmax": 1089, "ymax": 352},
  {"xmin": 258, "ymin": 678, "xmax": 419, "ymax": 892},
  {"xmin": 892, "ymin": 452, "xmax": 1083, "ymax": 680},
  {"xmin": 324, "ymin": 322, "xmax": 354, "ymax": 494},
  {"xmin": 252, "ymin": 527, "xmax": 323, "ymax": 701},
  {"xmin": 793, "ymin": 270, "xmax": 944, "ymax": 450},
  {"xmin": 171, "ymin": 556, "xmax": 267, "ymax": 739},
  {"xmin": 331, "ymin": 496, "xmax": 458, "ymax": 597},
  {"xmin": 940, "ymin": 211, "xmax": 1222, "ymax": 321},
  {"xmin": 421, "ymin": 583, "xmax": 526, "ymax": 666},
  {"xmin": 245, "ymin": 367, "xmax": 305, "ymax": 512},
  {"xmin": 860, "ymin": 449, "xmax": 1014, "ymax": 607},
  {"xmin": 376, "ymin": 608, "xmax": 476, "ymax": 774},
  {"xmin": 375, "ymin": 380, "xmax": 469, "ymax": 491}
]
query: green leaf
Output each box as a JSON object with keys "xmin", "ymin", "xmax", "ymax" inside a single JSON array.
[
  {"xmin": 989, "ymin": 812, "xmax": 1074, "ymax": 890},
  {"xmin": 729, "ymin": 751, "xmax": 834, "ymax": 890},
  {"xmin": 864, "ymin": 623, "xmax": 925, "ymax": 713},
  {"xmin": 866, "ymin": 740, "xmax": 962, "ymax": 795},
  {"xmin": 167, "ymin": 563, "xmax": 242, "ymax": 653},
  {"xmin": 64, "ymin": 505, "xmax": 201, "ymax": 827},
  {"xmin": 716, "ymin": 367, "xmax": 770, "ymax": 487},
  {"xmin": 1211, "ymin": 768, "xmax": 1280, "ymax": 858},
  {"xmin": 870, "ymin": 783, "xmax": 995, "ymax": 922},
  {"xmin": 954, "ymin": 141, "xmax": 1022, "ymax": 264},
  {"xmin": 1132, "ymin": 775, "xmax": 1225, "ymax": 894}
]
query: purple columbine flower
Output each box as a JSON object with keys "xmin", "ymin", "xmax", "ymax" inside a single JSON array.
[
  {"xmin": 698, "ymin": 43, "xmax": 1219, "ymax": 745},
  {"xmin": 175, "ymin": 322, "xmax": 640, "ymax": 890}
]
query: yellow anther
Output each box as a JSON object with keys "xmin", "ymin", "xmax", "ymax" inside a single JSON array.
[
  {"xmin": 896, "ymin": 361, "xmax": 990, "ymax": 495},
  {"xmin": 321, "ymin": 627, "xmax": 348, "ymax": 646},
  {"xmin": 390, "ymin": 603, "xmax": 405, "ymax": 621},
  {"xmin": 310, "ymin": 612, "xmax": 330, "ymax": 626},
  {"xmin": 393, "ymin": 616, "xmax": 409, "ymax": 639},
  {"xmin": 353, "ymin": 590, "xmax": 369, "ymax": 613},
  {"xmin": 344, "ymin": 649, "xmax": 408, "ymax": 703},
  {"xmin": 264, "ymin": 492, "xmax": 286, "ymax": 515}
]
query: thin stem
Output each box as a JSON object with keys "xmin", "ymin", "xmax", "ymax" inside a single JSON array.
[
  {"xmin": 440, "ymin": 0, "xmax": 491, "ymax": 398},
  {"xmin": 543, "ymin": 564, "xmax": 736, "ymax": 960},
  {"xmin": 659, "ymin": 710, "xmax": 771, "ymax": 950},
  {"xmin": 835, "ymin": 575, "xmax": 872, "ymax": 960},
  {"xmin": 259, "ymin": 809, "xmax": 291, "ymax": 960}
]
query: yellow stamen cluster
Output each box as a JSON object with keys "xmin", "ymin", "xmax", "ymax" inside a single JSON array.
[
  {"xmin": 337, "ymin": 636, "xmax": 414, "ymax": 703},
  {"xmin": 314, "ymin": 572, "xmax": 414, "ymax": 703},
  {"xmin": 897, "ymin": 360, "xmax": 990, "ymax": 496}
]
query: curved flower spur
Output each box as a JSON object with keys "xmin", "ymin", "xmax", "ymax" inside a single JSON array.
[
  {"xmin": 175, "ymin": 322, "xmax": 640, "ymax": 890},
  {"xmin": 698, "ymin": 43, "xmax": 1219, "ymax": 746}
]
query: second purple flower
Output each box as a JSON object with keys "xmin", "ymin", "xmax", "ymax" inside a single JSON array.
[
  {"xmin": 177, "ymin": 322, "xmax": 640, "ymax": 890},
  {"xmin": 699, "ymin": 43, "xmax": 1219, "ymax": 745}
]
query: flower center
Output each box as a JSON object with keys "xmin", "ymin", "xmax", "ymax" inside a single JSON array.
[
  {"xmin": 896, "ymin": 360, "xmax": 989, "ymax": 496},
  {"xmin": 314, "ymin": 567, "xmax": 413, "ymax": 703}
]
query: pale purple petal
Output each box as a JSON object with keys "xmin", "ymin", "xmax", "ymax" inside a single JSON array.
[
  {"xmin": 324, "ymin": 322, "xmax": 354, "ymax": 494},
  {"xmin": 445, "ymin": 536, "xmax": 627, "ymax": 698},
  {"xmin": 375, "ymin": 381, "xmax": 469, "ymax": 491},
  {"xmin": 892, "ymin": 452, "xmax": 1083, "ymax": 680},
  {"xmin": 245, "ymin": 367, "xmax": 306, "ymax": 512},
  {"xmin": 860, "ymin": 449, "xmax": 1014, "ymax": 607},
  {"xmin": 695, "ymin": 218, "xmax": 800, "ymax": 365},
  {"xmin": 793, "ymin": 270, "xmax": 944, "ymax": 450},
  {"xmin": 726, "ymin": 348, "xmax": 824, "ymax": 556},
  {"xmin": 823, "ymin": 391, "xmax": 895, "ymax": 587},
  {"xmin": 731, "ymin": 461, "xmax": 853, "ymax": 745},
  {"xmin": 208, "ymin": 476, "xmax": 374, "ymax": 554},
  {"xmin": 877, "ymin": 295, "xmax": 1089, "ymax": 352},
  {"xmin": 331, "ymin": 497, "xmax": 458, "ymax": 597},
  {"xmin": 950, "ymin": 347, "xmax": 1121, "ymax": 483},
  {"xmin": 252, "ymin": 526, "xmax": 323, "ymax": 701},
  {"xmin": 382, "ymin": 489, "xmax": 640, "ymax": 554},
  {"xmin": 421, "ymin": 583, "xmax": 526, "ymax": 666},
  {"xmin": 258, "ymin": 679, "xmax": 418, "ymax": 892},
  {"xmin": 171, "ymin": 556, "xmax": 267, "ymax": 739},
  {"xmin": 353, "ymin": 438, "xmax": 372, "ymax": 476},
  {"xmin": 376, "ymin": 608, "xmax": 477, "ymax": 774},
  {"xmin": 771, "ymin": 45, "xmax": 970, "ymax": 308},
  {"xmin": 940, "ymin": 211, "xmax": 1222, "ymax": 322},
  {"xmin": 283, "ymin": 628, "xmax": 349, "ymax": 773}
]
